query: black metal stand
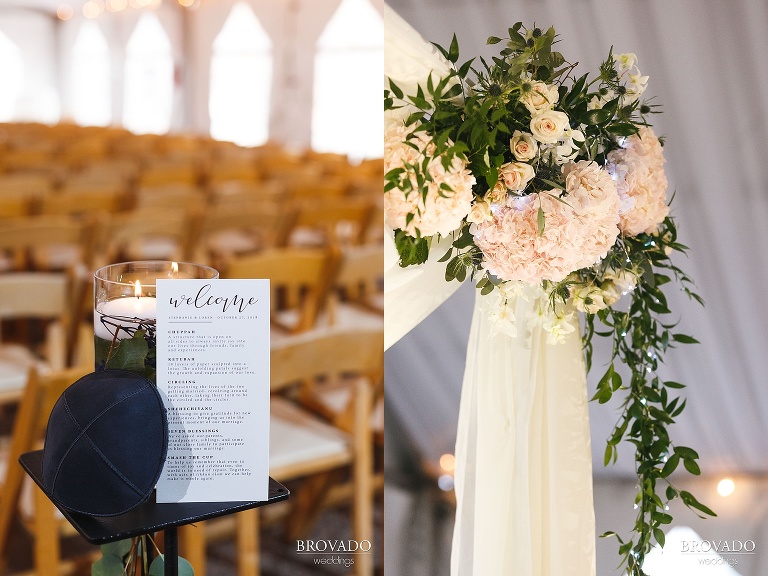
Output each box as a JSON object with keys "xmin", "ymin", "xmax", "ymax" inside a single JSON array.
[{"xmin": 19, "ymin": 450, "xmax": 289, "ymax": 576}]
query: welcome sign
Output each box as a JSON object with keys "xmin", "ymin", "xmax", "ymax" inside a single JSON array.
[{"xmin": 154, "ymin": 279, "xmax": 270, "ymax": 502}]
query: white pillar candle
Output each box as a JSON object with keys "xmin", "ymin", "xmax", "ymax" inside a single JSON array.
[{"xmin": 94, "ymin": 281, "xmax": 158, "ymax": 341}]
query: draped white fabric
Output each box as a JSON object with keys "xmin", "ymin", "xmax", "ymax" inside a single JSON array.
[
  {"xmin": 452, "ymin": 293, "xmax": 595, "ymax": 576},
  {"xmin": 384, "ymin": 6, "xmax": 596, "ymax": 574}
]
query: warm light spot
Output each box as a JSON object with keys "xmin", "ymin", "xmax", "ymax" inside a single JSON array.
[
  {"xmin": 171, "ymin": 261, "xmax": 179, "ymax": 275},
  {"xmin": 134, "ymin": 280, "xmax": 142, "ymax": 298},
  {"xmin": 178, "ymin": 0, "xmax": 194, "ymax": 6},
  {"xmin": 134, "ymin": 0, "xmax": 152, "ymax": 7},
  {"xmin": 106, "ymin": 0, "xmax": 128, "ymax": 11},
  {"xmin": 439, "ymin": 453, "xmax": 456, "ymax": 473},
  {"xmin": 57, "ymin": 4, "xmax": 74, "ymax": 19},
  {"xmin": 717, "ymin": 478, "xmax": 735, "ymax": 497},
  {"xmin": 82, "ymin": 0, "xmax": 102, "ymax": 18}
]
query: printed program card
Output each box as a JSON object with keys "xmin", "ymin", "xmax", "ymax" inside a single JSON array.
[{"xmin": 155, "ymin": 279, "xmax": 270, "ymax": 502}]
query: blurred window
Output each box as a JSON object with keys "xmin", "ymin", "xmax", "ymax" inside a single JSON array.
[
  {"xmin": 123, "ymin": 13, "xmax": 174, "ymax": 134},
  {"xmin": 311, "ymin": 0, "xmax": 383, "ymax": 160},
  {"xmin": 70, "ymin": 21, "xmax": 112, "ymax": 126},
  {"xmin": 209, "ymin": 1, "xmax": 272, "ymax": 146}
]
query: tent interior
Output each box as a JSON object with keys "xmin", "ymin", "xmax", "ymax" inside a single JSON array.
[
  {"xmin": 384, "ymin": 1, "xmax": 768, "ymax": 576},
  {"xmin": 0, "ymin": 0, "xmax": 384, "ymax": 575}
]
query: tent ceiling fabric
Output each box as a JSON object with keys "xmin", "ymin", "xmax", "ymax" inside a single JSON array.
[{"xmin": 384, "ymin": 0, "xmax": 768, "ymax": 479}]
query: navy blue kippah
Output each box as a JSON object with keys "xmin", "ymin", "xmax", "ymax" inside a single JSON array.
[{"xmin": 41, "ymin": 370, "xmax": 168, "ymax": 517}]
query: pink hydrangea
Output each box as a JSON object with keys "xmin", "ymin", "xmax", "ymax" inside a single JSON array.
[
  {"xmin": 607, "ymin": 126, "xmax": 669, "ymax": 236},
  {"xmin": 384, "ymin": 123, "xmax": 475, "ymax": 237},
  {"xmin": 473, "ymin": 161, "xmax": 620, "ymax": 283}
]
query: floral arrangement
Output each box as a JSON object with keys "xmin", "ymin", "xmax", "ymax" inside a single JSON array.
[{"xmin": 384, "ymin": 24, "xmax": 712, "ymax": 575}]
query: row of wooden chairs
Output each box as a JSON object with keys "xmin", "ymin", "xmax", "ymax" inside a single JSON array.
[{"xmin": 0, "ymin": 198, "xmax": 380, "ymax": 274}]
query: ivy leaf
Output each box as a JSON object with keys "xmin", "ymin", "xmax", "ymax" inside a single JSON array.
[
  {"xmin": 680, "ymin": 491, "xmax": 717, "ymax": 517},
  {"xmin": 395, "ymin": 231, "xmax": 430, "ymax": 266},
  {"xmin": 672, "ymin": 334, "xmax": 699, "ymax": 344},
  {"xmin": 660, "ymin": 454, "xmax": 679, "ymax": 478},
  {"xmin": 107, "ymin": 332, "xmax": 149, "ymax": 373}
]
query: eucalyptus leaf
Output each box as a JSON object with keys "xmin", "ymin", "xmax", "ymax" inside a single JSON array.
[
  {"xmin": 91, "ymin": 555, "xmax": 125, "ymax": 576},
  {"xmin": 148, "ymin": 555, "xmax": 194, "ymax": 576},
  {"xmin": 101, "ymin": 539, "xmax": 132, "ymax": 560}
]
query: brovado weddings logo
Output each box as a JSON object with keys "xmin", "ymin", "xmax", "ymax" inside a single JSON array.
[
  {"xmin": 296, "ymin": 539, "xmax": 373, "ymax": 569},
  {"xmin": 679, "ymin": 539, "xmax": 756, "ymax": 568}
]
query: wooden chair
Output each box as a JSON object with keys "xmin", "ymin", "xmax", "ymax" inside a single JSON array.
[
  {"xmin": 326, "ymin": 244, "xmax": 384, "ymax": 330},
  {"xmin": 39, "ymin": 189, "xmax": 125, "ymax": 218},
  {"xmin": 0, "ymin": 215, "xmax": 95, "ymax": 272},
  {"xmin": 290, "ymin": 198, "xmax": 374, "ymax": 248},
  {"xmin": 0, "ymin": 366, "xmax": 96, "ymax": 576},
  {"xmin": 96, "ymin": 209, "xmax": 195, "ymax": 266},
  {"xmin": 223, "ymin": 247, "xmax": 337, "ymax": 335},
  {"xmin": 138, "ymin": 160, "xmax": 200, "ymax": 187},
  {"xmin": 0, "ymin": 271, "xmax": 84, "ymax": 402},
  {"xmin": 188, "ymin": 327, "xmax": 382, "ymax": 576},
  {"xmin": 190, "ymin": 203, "xmax": 296, "ymax": 270},
  {"xmin": 133, "ymin": 183, "xmax": 207, "ymax": 213}
]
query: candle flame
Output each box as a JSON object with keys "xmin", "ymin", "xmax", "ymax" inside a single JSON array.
[
  {"xmin": 134, "ymin": 280, "xmax": 142, "ymax": 298},
  {"xmin": 171, "ymin": 262, "xmax": 178, "ymax": 274}
]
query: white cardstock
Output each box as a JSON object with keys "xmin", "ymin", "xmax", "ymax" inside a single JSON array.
[{"xmin": 155, "ymin": 279, "xmax": 270, "ymax": 502}]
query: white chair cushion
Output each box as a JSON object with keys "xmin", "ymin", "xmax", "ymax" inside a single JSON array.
[{"xmin": 269, "ymin": 397, "xmax": 349, "ymax": 478}]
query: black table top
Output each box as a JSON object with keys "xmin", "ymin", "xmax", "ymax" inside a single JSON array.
[{"xmin": 19, "ymin": 450, "xmax": 290, "ymax": 545}]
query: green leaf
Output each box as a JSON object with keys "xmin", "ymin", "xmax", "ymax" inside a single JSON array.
[
  {"xmin": 582, "ymin": 107, "xmax": 614, "ymax": 125},
  {"xmin": 672, "ymin": 334, "xmax": 699, "ymax": 344},
  {"xmin": 683, "ymin": 458, "xmax": 701, "ymax": 476},
  {"xmin": 664, "ymin": 380, "xmax": 686, "ymax": 389},
  {"xmin": 448, "ymin": 34, "xmax": 460, "ymax": 63},
  {"xmin": 92, "ymin": 555, "xmax": 125, "ymax": 576},
  {"xmin": 680, "ymin": 491, "xmax": 717, "ymax": 517},
  {"xmin": 537, "ymin": 206, "xmax": 545, "ymax": 235},
  {"xmin": 660, "ymin": 454, "xmax": 679, "ymax": 478},
  {"xmin": 394, "ymin": 231, "xmax": 430, "ymax": 266},
  {"xmin": 108, "ymin": 332, "xmax": 149, "ymax": 373},
  {"xmin": 487, "ymin": 36, "xmax": 502, "ymax": 45},
  {"xmin": 654, "ymin": 528, "xmax": 666, "ymax": 548},
  {"xmin": 148, "ymin": 555, "xmax": 194, "ymax": 576},
  {"xmin": 101, "ymin": 539, "xmax": 132, "ymax": 560},
  {"xmin": 387, "ymin": 78, "xmax": 403, "ymax": 100}
]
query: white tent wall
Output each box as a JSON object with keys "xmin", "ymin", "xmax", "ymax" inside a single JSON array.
[
  {"xmin": 0, "ymin": 9, "xmax": 59, "ymax": 123},
  {"xmin": 0, "ymin": 0, "xmax": 384, "ymax": 151}
]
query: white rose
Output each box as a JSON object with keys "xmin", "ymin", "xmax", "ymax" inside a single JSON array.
[
  {"xmin": 520, "ymin": 81, "xmax": 559, "ymax": 115},
  {"xmin": 499, "ymin": 161, "xmax": 535, "ymax": 192},
  {"xmin": 485, "ymin": 180, "xmax": 508, "ymax": 204},
  {"xmin": 573, "ymin": 285, "xmax": 608, "ymax": 314},
  {"xmin": 604, "ymin": 268, "xmax": 638, "ymax": 295},
  {"xmin": 509, "ymin": 130, "xmax": 538, "ymax": 161},
  {"xmin": 466, "ymin": 200, "xmax": 493, "ymax": 223},
  {"xmin": 600, "ymin": 281, "xmax": 621, "ymax": 307},
  {"xmin": 530, "ymin": 110, "xmax": 570, "ymax": 144}
]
